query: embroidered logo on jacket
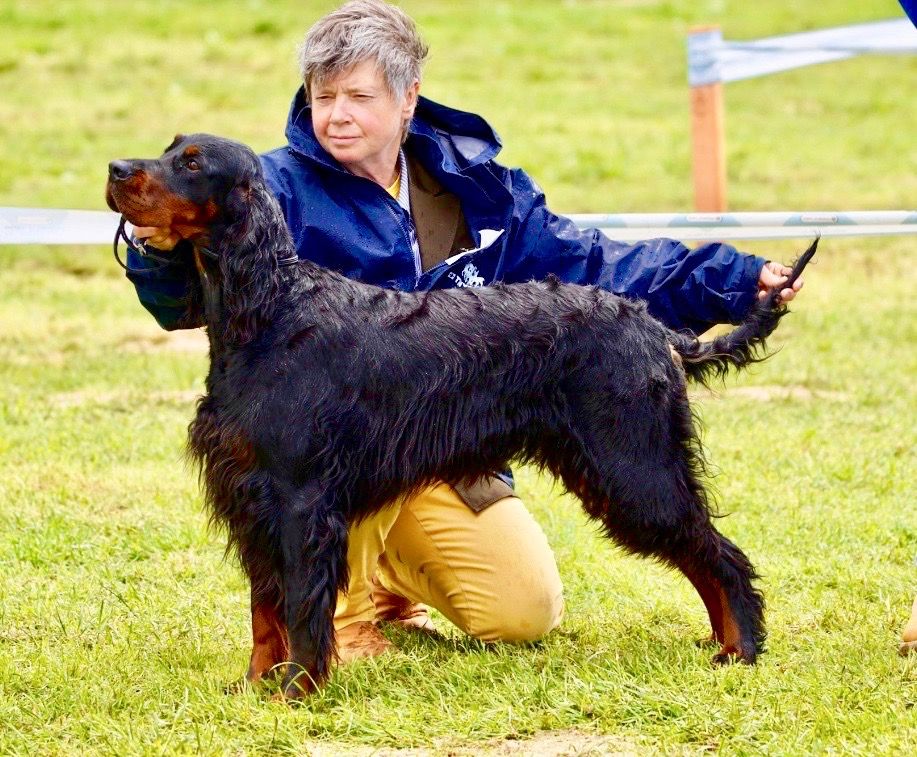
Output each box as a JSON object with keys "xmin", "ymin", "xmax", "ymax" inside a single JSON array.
[{"xmin": 448, "ymin": 262, "xmax": 485, "ymax": 288}]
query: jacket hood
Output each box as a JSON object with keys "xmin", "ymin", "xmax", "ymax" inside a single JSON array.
[{"xmin": 284, "ymin": 86, "xmax": 503, "ymax": 173}]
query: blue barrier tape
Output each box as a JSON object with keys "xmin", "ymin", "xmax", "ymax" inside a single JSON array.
[{"xmin": 689, "ymin": 18, "xmax": 917, "ymax": 86}]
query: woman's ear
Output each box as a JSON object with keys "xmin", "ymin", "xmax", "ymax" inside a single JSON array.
[{"xmin": 402, "ymin": 79, "xmax": 420, "ymax": 122}]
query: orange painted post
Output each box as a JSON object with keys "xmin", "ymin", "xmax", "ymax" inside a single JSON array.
[
  {"xmin": 688, "ymin": 26, "xmax": 727, "ymax": 212},
  {"xmin": 690, "ymin": 82, "xmax": 726, "ymax": 212}
]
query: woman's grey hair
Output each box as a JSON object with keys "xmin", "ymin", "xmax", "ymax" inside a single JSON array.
[{"xmin": 298, "ymin": 0, "xmax": 429, "ymax": 100}]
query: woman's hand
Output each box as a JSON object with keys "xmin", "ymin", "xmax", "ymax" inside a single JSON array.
[
  {"xmin": 757, "ymin": 260, "xmax": 804, "ymax": 302},
  {"xmin": 133, "ymin": 225, "xmax": 182, "ymax": 250}
]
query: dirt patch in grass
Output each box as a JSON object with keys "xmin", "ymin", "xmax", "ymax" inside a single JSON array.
[
  {"xmin": 49, "ymin": 388, "xmax": 201, "ymax": 408},
  {"xmin": 693, "ymin": 384, "xmax": 850, "ymax": 402},
  {"xmin": 306, "ymin": 731, "xmax": 639, "ymax": 756},
  {"xmin": 117, "ymin": 329, "xmax": 208, "ymax": 354}
]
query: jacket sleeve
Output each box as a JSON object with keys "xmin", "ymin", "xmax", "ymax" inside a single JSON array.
[
  {"xmin": 501, "ymin": 168, "xmax": 766, "ymax": 334},
  {"xmin": 123, "ymin": 242, "xmax": 204, "ymax": 331}
]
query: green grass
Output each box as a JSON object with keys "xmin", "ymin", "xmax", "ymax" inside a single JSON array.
[{"xmin": 1, "ymin": 1, "xmax": 916, "ymax": 754}]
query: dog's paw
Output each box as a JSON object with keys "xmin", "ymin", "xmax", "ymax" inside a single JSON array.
[
  {"xmin": 279, "ymin": 665, "xmax": 321, "ymax": 701},
  {"xmin": 711, "ymin": 645, "xmax": 757, "ymax": 666}
]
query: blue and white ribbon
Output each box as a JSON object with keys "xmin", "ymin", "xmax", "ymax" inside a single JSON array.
[{"xmin": 689, "ymin": 18, "xmax": 917, "ymax": 87}]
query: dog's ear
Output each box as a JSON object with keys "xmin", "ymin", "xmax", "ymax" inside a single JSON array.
[
  {"xmin": 224, "ymin": 181, "xmax": 253, "ymax": 230},
  {"xmin": 164, "ymin": 133, "xmax": 185, "ymax": 153},
  {"xmin": 217, "ymin": 180, "xmax": 280, "ymax": 345}
]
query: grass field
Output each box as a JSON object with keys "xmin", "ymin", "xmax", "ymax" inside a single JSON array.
[{"xmin": 1, "ymin": 1, "xmax": 916, "ymax": 754}]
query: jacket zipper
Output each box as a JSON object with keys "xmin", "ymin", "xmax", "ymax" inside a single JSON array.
[
  {"xmin": 382, "ymin": 196, "xmax": 420, "ymax": 281},
  {"xmin": 289, "ymin": 147, "xmax": 421, "ymax": 283}
]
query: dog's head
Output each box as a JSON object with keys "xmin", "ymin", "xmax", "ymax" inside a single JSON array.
[
  {"xmin": 108, "ymin": 134, "xmax": 293, "ymax": 344},
  {"xmin": 105, "ymin": 133, "xmax": 263, "ymax": 243}
]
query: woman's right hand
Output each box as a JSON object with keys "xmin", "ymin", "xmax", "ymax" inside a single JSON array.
[{"xmin": 133, "ymin": 225, "xmax": 182, "ymax": 250}]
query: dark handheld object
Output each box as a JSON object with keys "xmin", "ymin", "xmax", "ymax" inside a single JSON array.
[{"xmin": 766, "ymin": 236, "xmax": 818, "ymax": 307}]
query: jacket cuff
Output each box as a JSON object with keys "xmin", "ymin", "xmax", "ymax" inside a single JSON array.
[
  {"xmin": 124, "ymin": 245, "xmax": 199, "ymax": 330},
  {"xmin": 728, "ymin": 253, "xmax": 768, "ymax": 323}
]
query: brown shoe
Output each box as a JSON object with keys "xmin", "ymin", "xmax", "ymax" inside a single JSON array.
[
  {"xmin": 371, "ymin": 575, "xmax": 437, "ymax": 633},
  {"xmin": 336, "ymin": 620, "xmax": 393, "ymax": 664}
]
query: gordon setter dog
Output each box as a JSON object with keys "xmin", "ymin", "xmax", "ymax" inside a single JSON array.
[{"xmin": 106, "ymin": 134, "xmax": 815, "ymax": 699}]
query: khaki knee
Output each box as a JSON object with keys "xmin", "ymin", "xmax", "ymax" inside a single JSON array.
[
  {"xmin": 379, "ymin": 489, "xmax": 566, "ymax": 643},
  {"xmin": 456, "ymin": 586, "xmax": 564, "ymax": 643}
]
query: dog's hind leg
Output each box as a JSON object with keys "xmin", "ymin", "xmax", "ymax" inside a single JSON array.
[
  {"xmin": 278, "ymin": 482, "xmax": 350, "ymax": 698},
  {"xmin": 665, "ymin": 398, "xmax": 766, "ymax": 662},
  {"xmin": 592, "ymin": 482, "xmax": 765, "ymax": 663},
  {"xmin": 671, "ymin": 530, "xmax": 765, "ymax": 663},
  {"xmin": 567, "ymin": 395, "xmax": 765, "ymax": 663}
]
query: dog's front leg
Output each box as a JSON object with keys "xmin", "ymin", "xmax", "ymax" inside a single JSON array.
[
  {"xmin": 279, "ymin": 482, "xmax": 349, "ymax": 699},
  {"xmin": 246, "ymin": 585, "xmax": 289, "ymax": 683}
]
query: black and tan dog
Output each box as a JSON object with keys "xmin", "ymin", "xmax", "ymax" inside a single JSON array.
[{"xmin": 106, "ymin": 134, "xmax": 815, "ymax": 699}]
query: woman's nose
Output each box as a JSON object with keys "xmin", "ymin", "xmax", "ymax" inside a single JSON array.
[{"xmin": 329, "ymin": 96, "xmax": 352, "ymax": 123}]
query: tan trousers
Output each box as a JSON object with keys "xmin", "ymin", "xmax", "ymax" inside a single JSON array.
[{"xmin": 334, "ymin": 484, "xmax": 565, "ymax": 642}]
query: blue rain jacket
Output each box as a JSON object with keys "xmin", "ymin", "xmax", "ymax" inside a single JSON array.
[{"xmin": 126, "ymin": 88, "xmax": 765, "ymax": 335}]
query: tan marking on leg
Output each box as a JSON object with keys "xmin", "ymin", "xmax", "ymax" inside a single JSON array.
[
  {"xmin": 717, "ymin": 586, "xmax": 744, "ymax": 657},
  {"xmin": 246, "ymin": 603, "xmax": 289, "ymax": 682}
]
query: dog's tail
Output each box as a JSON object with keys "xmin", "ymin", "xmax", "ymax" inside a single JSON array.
[{"xmin": 670, "ymin": 237, "xmax": 818, "ymax": 387}]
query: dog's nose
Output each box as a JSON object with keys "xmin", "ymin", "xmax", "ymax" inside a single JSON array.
[{"xmin": 108, "ymin": 160, "xmax": 135, "ymax": 181}]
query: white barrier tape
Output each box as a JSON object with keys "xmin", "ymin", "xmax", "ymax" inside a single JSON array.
[
  {"xmin": 1, "ymin": 207, "xmax": 915, "ymax": 245},
  {"xmin": 689, "ymin": 18, "xmax": 917, "ymax": 86},
  {"xmin": 593, "ymin": 225, "xmax": 916, "ymax": 242},
  {"xmin": 574, "ymin": 210, "xmax": 917, "ymax": 228},
  {"xmin": 0, "ymin": 208, "xmax": 126, "ymax": 245}
]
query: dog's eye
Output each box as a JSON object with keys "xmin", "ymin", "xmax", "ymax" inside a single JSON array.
[{"xmin": 186, "ymin": 159, "xmax": 200, "ymax": 171}]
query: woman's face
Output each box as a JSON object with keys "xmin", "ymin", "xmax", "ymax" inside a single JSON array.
[{"xmin": 310, "ymin": 59, "xmax": 418, "ymax": 185}]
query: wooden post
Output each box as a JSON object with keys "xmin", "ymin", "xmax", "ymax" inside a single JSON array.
[{"xmin": 689, "ymin": 26, "xmax": 727, "ymax": 212}]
